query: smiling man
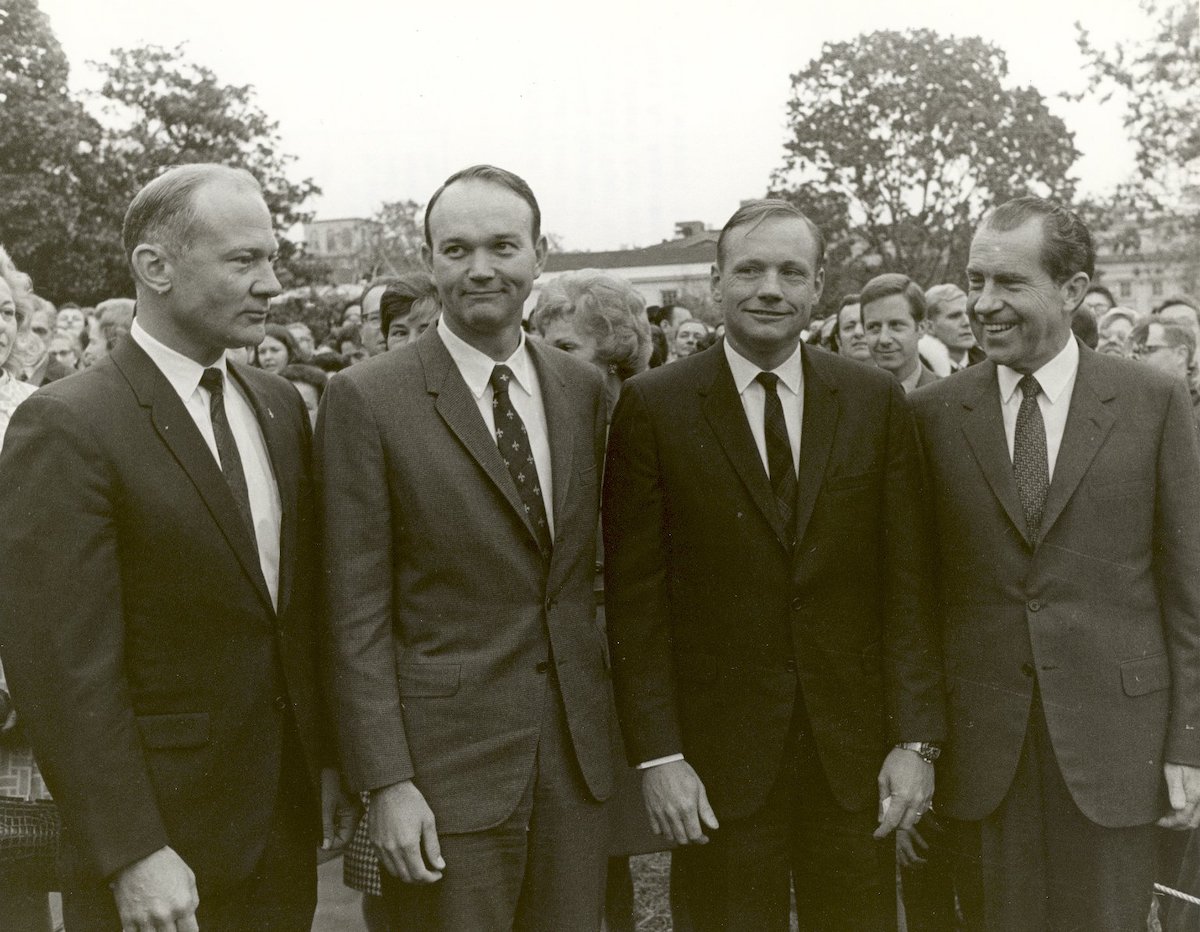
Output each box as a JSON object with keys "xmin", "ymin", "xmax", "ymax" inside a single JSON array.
[
  {"xmin": 911, "ymin": 196, "xmax": 1200, "ymax": 931},
  {"xmin": 0, "ymin": 164, "xmax": 337, "ymax": 931},
  {"xmin": 604, "ymin": 199, "xmax": 945, "ymax": 931},
  {"xmin": 861, "ymin": 273, "xmax": 940, "ymax": 393},
  {"xmin": 318, "ymin": 165, "xmax": 615, "ymax": 931}
]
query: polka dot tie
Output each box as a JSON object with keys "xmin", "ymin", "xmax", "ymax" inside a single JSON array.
[
  {"xmin": 1014, "ymin": 374, "xmax": 1049, "ymax": 540},
  {"xmin": 490, "ymin": 365, "xmax": 552, "ymax": 558}
]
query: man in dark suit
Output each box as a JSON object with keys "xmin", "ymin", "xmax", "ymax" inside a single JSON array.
[
  {"xmin": 0, "ymin": 164, "xmax": 337, "ymax": 931},
  {"xmin": 911, "ymin": 196, "xmax": 1200, "ymax": 930},
  {"xmin": 318, "ymin": 165, "xmax": 614, "ymax": 931},
  {"xmin": 603, "ymin": 199, "xmax": 946, "ymax": 931},
  {"xmin": 861, "ymin": 272, "xmax": 940, "ymax": 393}
]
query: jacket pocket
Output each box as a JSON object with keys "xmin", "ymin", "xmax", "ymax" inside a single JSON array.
[
  {"xmin": 1121, "ymin": 654, "xmax": 1169, "ymax": 697},
  {"xmin": 136, "ymin": 712, "xmax": 210, "ymax": 749},
  {"xmin": 826, "ymin": 470, "xmax": 880, "ymax": 492},
  {"xmin": 397, "ymin": 663, "xmax": 461, "ymax": 698}
]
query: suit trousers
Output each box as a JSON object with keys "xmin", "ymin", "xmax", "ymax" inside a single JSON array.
[
  {"xmin": 671, "ymin": 699, "xmax": 897, "ymax": 932},
  {"xmin": 965, "ymin": 689, "xmax": 1155, "ymax": 932},
  {"xmin": 380, "ymin": 671, "xmax": 609, "ymax": 932},
  {"xmin": 62, "ymin": 720, "xmax": 317, "ymax": 932}
]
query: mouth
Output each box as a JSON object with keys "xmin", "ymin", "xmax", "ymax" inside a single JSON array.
[{"xmin": 983, "ymin": 322, "xmax": 1018, "ymax": 336}]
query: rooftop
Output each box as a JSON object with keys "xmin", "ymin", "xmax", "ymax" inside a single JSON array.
[{"xmin": 545, "ymin": 230, "xmax": 718, "ymax": 272}]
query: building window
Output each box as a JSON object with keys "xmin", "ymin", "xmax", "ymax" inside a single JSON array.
[
  {"xmin": 660, "ymin": 290, "xmax": 678, "ymax": 305},
  {"xmin": 1151, "ymin": 280, "xmax": 1164, "ymax": 296},
  {"xmin": 1119, "ymin": 281, "xmax": 1132, "ymax": 298}
]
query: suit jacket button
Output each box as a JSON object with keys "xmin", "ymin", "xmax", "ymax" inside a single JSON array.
[
  {"xmin": 785, "ymin": 660, "xmax": 797, "ymax": 672},
  {"xmin": 790, "ymin": 597, "xmax": 803, "ymax": 611},
  {"xmin": 1027, "ymin": 599, "xmax": 1042, "ymax": 612},
  {"xmin": 535, "ymin": 661, "xmax": 550, "ymax": 674},
  {"xmin": 1020, "ymin": 662, "xmax": 1035, "ymax": 678},
  {"xmin": 274, "ymin": 695, "xmax": 289, "ymax": 712}
]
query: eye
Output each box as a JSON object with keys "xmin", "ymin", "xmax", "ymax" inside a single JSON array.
[
  {"xmin": 494, "ymin": 241, "xmax": 517, "ymax": 254},
  {"xmin": 442, "ymin": 245, "xmax": 465, "ymax": 259}
]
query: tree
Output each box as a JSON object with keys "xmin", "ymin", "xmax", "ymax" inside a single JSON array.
[
  {"xmin": 351, "ymin": 199, "xmax": 424, "ymax": 280},
  {"xmin": 770, "ymin": 29, "xmax": 1079, "ymax": 308},
  {"xmin": 92, "ymin": 44, "xmax": 320, "ymax": 282},
  {"xmin": 0, "ymin": 0, "xmax": 127, "ymax": 303},
  {"xmin": 1075, "ymin": 0, "xmax": 1200, "ymax": 290}
]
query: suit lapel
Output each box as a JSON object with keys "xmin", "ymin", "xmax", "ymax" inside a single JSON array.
[
  {"xmin": 792, "ymin": 347, "xmax": 838, "ymax": 556},
  {"xmin": 229, "ymin": 363, "xmax": 293, "ymax": 618},
  {"xmin": 113, "ymin": 339, "xmax": 274, "ymax": 612},
  {"xmin": 419, "ymin": 330, "xmax": 543, "ymax": 546},
  {"xmin": 701, "ymin": 350, "xmax": 789, "ymax": 549},
  {"xmin": 1039, "ymin": 349, "xmax": 1116, "ymax": 539},
  {"xmin": 958, "ymin": 362, "xmax": 1031, "ymax": 545}
]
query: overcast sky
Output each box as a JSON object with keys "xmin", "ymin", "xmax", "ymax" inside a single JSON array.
[{"xmin": 41, "ymin": 0, "xmax": 1149, "ymax": 250}]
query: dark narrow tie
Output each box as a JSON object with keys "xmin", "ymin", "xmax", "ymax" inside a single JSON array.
[
  {"xmin": 490, "ymin": 365, "xmax": 552, "ymax": 558},
  {"xmin": 199, "ymin": 368, "xmax": 257, "ymax": 546},
  {"xmin": 1013, "ymin": 374, "xmax": 1049, "ymax": 540},
  {"xmin": 756, "ymin": 371, "xmax": 797, "ymax": 540}
]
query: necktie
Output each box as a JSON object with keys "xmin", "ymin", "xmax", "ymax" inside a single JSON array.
[
  {"xmin": 490, "ymin": 365, "xmax": 552, "ymax": 557},
  {"xmin": 756, "ymin": 372, "xmax": 797, "ymax": 541},
  {"xmin": 1013, "ymin": 374, "xmax": 1049, "ymax": 540},
  {"xmin": 199, "ymin": 368, "xmax": 257, "ymax": 546}
]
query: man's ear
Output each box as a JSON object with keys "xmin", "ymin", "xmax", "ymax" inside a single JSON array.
[
  {"xmin": 131, "ymin": 244, "xmax": 171, "ymax": 295},
  {"xmin": 533, "ymin": 235, "xmax": 548, "ymax": 278},
  {"xmin": 420, "ymin": 242, "xmax": 433, "ymax": 273},
  {"xmin": 1062, "ymin": 272, "xmax": 1090, "ymax": 315},
  {"xmin": 710, "ymin": 263, "xmax": 722, "ymax": 305}
]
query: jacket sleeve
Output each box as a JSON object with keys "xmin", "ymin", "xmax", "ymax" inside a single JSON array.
[
  {"xmin": 602, "ymin": 380, "xmax": 682, "ymax": 764},
  {"xmin": 0, "ymin": 394, "xmax": 169, "ymax": 881},
  {"xmin": 314, "ymin": 372, "xmax": 414, "ymax": 792}
]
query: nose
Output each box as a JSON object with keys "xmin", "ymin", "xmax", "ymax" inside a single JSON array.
[
  {"xmin": 756, "ymin": 270, "xmax": 783, "ymax": 301},
  {"xmin": 972, "ymin": 282, "xmax": 1001, "ymax": 315},
  {"xmin": 256, "ymin": 263, "xmax": 282, "ymax": 299},
  {"xmin": 468, "ymin": 250, "xmax": 494, "ymax": 281}
]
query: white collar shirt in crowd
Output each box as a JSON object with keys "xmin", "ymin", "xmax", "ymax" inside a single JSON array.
[
  {"xmin": 996, "ymin": 335, "xmax": 1080, "ymax": 482},
  {"xmin": 437, "ymin": 317, "xmax": 554, "ymax": 537},
  {"xmin": 0, "ymin": 369, "xmax": 37, "ymax": 451},
  {"xmin": 131, "ymin": 319, "xmax": 282, "ymax": 608},
  {"xmin": 724, "ymin": 338, "xmax": 804, "ymax": 476},
  {"xmin": 900, "ymin": 362, "xmax": 923, "ymax": 395}
]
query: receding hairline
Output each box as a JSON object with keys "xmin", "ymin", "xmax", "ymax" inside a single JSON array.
[
  {"xmin": 424, "ymin": 177, "xmax": 540, "ymax": 244},
  {"xmin": 717, "ymin": 212, "xmax": 824, "ymax": 270}
]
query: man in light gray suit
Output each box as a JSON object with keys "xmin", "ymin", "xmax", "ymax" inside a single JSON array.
[{"xmin": 318, "ymin": 165, "xmax": 614, "ymax": 931}]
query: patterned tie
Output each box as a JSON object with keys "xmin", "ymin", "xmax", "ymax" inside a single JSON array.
[
  {"xmin": 756, "ymin": 372, "xmax": 797, "ymax": 541},
  {"xmin": 490, "ymin": 365, "xmax": 552, "ymax": 557},
  {"xmin": 1013, "ymin": 374, "xmax": 1049, "ymax": 540},
  {"xmin": 199, "ymin": 368, "xmax": 257, "ymax": 546}
]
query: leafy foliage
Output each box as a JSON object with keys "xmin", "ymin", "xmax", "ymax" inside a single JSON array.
[{"xmin": 770, "ymin": 29, "xmax": 1079, "ymax": 309}]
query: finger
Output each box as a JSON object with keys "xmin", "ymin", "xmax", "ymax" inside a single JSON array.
[
  {"xmin": 875, "ymin": 800, "xmax": 908, "ymax": 839},
  {"xmin": 680, "ymin": 801, "xmax": 707, "ymax": 843},
  {"xmin": 645, "ymin": 805, "xmax": 663, "ymax": 836},
  {"xmin": 422, "ymin": 818, "xmax": 446, "ymax": 872},
  {"xmin": 697, "ymin": 786, "xmax": 720, "ymax": 832},
  {"xmin": 179, "ymin": 915, "xmax": 200, "ymax": 932},
  {"xmin": 666, "ymin": 807, "xmax": 693, "ymax": 846},
  {"xmin": 912, "ymin": 825, "xmax": 929, "ymax": 852},
  {"xmin": 1167, "ymin": 769, "xmax": 1187, "ymax": 811},
  {"xmin": 375, "ymin": 843, "xmax": 405, "ymax": 879},
  {"xmin": 322, "ymin": 805, "xmax": 336, "ymax": 847},
  {"xmin": 402, "ymin": 838, "xmax": 441, "ymax": 883}
]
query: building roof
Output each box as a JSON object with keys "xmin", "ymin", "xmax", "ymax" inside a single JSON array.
[{"xmin": 545, "ymin": 230, "xmax": 718, "ymax": 272}]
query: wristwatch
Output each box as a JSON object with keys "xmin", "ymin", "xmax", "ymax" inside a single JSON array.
[{"xmin": 896, "ymin": 741, "xmax": 941, "ymax": 765}]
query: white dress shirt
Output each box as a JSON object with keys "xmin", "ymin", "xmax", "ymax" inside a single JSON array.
[
  {"xmin": 131, "ymin": 320, "xmax": 283, "ymax": 608},
  {"xmin": 996, "ymin": 336, "xmax": 1079, "ymax": 481},
  {"xmin": 437, "ymin": 318, "xmax": 555, "ymax": 536},
  {"xmin": 639, "ymin": 339, "xmax": 806, "ymax": 771}
]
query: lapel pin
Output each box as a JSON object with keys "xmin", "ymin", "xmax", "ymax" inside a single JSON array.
[{"xmin": 268, "ymin": 408, "xmax": 274, "ymax": 419}]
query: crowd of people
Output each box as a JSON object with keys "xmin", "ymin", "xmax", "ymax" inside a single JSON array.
[{"xmin": 0, "ymin": 160, "xmax": 1198, "ymax": 932}]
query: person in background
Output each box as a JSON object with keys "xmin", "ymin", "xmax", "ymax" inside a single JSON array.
[
  {"xmin": 1129, "ymin": 319, "xmax": 1200, "ymax": 435},
  {"xmin": 861, "ymin": 272, "xmax": 939, "ymax": 392},
  {"xmin": 672, "ymin": 319, "xmax": 710, "ymax": 361},
  {"xmin": 47, "ymin": 331, "xmax": 80, "ymax": 372},
  {"xmin": 286, "ymin": 322, "xmax": 316, "ymax": 360},
  {"xmin": 0, "ymin": 244, "xmax": 50, "ymax": 932},
  {"xmin": 1081, "ymin": 283, "xmax": 1117, "ymax": 318},
  {"xmin": 342, "ymin": 303, "xmax": 363, "ymax": 328},
  {"xmin": 923, "ymin": 283, "xmax": 984, "ymax": 375},
  {"xmin": 829, "ymin": 293, "xmax": 873, "ymax": 363},
  {"xmin": 56, "ymin": 303, "xmax": 87, "ymax": 341},
  {"xmin": 79, "ymin": 332, "xmax": 109, "ymax": 369},
  {"xmin": 281, "ymin": 363, "xmax": 327, "ymax": 431},
  {"xmin": 1071, "ymin": 304, "xmax": 1099, "ymax": 350},
  {"xmin": 379, "ymin": 271, "xmax": 440, "ymax": 352},
  {"xmin": 1097, "ymin": 306, "xmax": 1139, "ymax": 355},
  {"xmin": 256, "ymin": 322, "xmax": 299, "ymax": 375},
  {"xmin": 96, "ymin": 297, "xmax": 135, "ymax": 351}
]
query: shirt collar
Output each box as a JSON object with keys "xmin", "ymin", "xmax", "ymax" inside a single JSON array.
[
  {"xmin": 997, "ymin": 336, "xmax": 1079, "ymax": 405},
  {"xmin": 131, "ymin": 318, "xmax": 229, "ymax": 404},
  {"xmin": 437, "ymin": 317, "xmax": 534, "ymax": 399},
  {"xmin": 723, "ymin": 339, "xmax": 804, "ymax": 396},
  {"xmin": 900, "ymin": 362, "xmax": 923, "ymax": 394}
]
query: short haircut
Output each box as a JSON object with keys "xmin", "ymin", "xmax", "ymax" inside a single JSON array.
[
  {"xmin": 1152, "ymin": 294, "xmax": 1200, "ymax": 326},
  {"xmin": 379, "ymin": 269, "xmax": 438, "ymax": 336},
  {"xmin": 280, "ymin": 363, "xmax": 328, "ymax": 400},
  {"xmin": 860, "ymin": 273, "xmax": 927, "ymax": 323},
  {"xmin": 123, "ymin": 163, "xmax": 262, "ymax": 263},
  {"xmin": 1131, "ymin": 318, "xmax": 1197, "ymax": 364},
  {"xmin": 981, "ymin": 196, "xmax": 1095, "ymax": 284},
  {"xmin": 530, "ymin": 270, "xmax": 652, "ymax": 381},
  {"xmin": 924, "ymin": 283, "xmax": 966, "ymax": 321},
  {"xmin": 716, "ymin": 199, "xmax": 825, "ymax": 270},
  {"xmin": 424, "ymin": 164, "xmax": 541, "ymax": 247},
  {"xmin": 838, "ymin": 293, "xmax": 861, "ymax": 311},
  {"xmin": 1085, "ymin": 283, "xmax": 1117, "ymax": 308}
]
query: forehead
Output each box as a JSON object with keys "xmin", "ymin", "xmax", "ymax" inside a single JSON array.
[
  {"xmin": 0, "ymin": 279, "xmax": 14, "ymax": 304},
  {"xmin": 188, "ymin": 180, "xmax": 275, "ymax": 251},
  {"xmin": 723, "ymin": 216, "xmax": 818, "ymax": 267},
  {"xmin": 863, "ymin": 293, "xmax": 916, "ymax": 322},
  {"xmin": 1159, "ymin": 305, "xmax": 1199, "ymax": 325},
  {"xmin": 837, "ymin": 304, "xmax": 860, "ymax": 327},
  {"xmin": 427, "ymin": 180, "xmax": 535, "ymax": 244},
  {"xmin": 678, "ymin": 321, "xmax": 706, "ymax": 333},
  {"xmin": 1146, "ymin": 322, "xmax": 1168, "ymax": 343},
  {"xmin": 968, "ymin": 219, "xmax": 1048, "ymax": 276}
]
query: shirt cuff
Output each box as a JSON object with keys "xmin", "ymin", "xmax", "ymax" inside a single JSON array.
[{"xmin": 637, "ymin": 753, "xmax": 685, "ymax": 770}]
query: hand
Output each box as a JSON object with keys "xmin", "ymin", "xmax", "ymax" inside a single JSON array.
[
  {"xmin": 875, "ymin": 747, "xmax": 934, "ymax": 839},
  {"xmin": 111, "ymin": 846, "xmax": 199, "ymax": 932},
  {"xmin": 896, "ymin": 824, "xmax": 929, "ymax": 868},
  {"xmin": 641, "ymin": 759, "xmax": 719, "ymax": 845},
  {"xmin": 369, "ymin": 780, "xmax": 444, "ymax": 883},
  {"xmin": 1158, "ymin": 762, "xmax": 1200, "ymax": 829},
  {"xmin": 319, "ymin": 767, "xmax": 357, "ymax": 860}
]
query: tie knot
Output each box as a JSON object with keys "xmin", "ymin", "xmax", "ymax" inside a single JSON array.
[
  {"xmin": 200, "ymin": 368, "xmax": 224, "ymax": 395},
  {"xmin": 756, "ymin": 371, "xmax": 780, "ymax": 393},
  {"xmin": 490, "ymin": 365, "xmax": 515, "ymax": 395},
  {"xmin": 1018, "ymin": 374, "xmax": 1042, "ymax": 400}
]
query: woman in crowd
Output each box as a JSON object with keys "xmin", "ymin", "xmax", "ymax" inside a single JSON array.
[
  {"xmin": 281, "ymin": 364, "xmax": 327, "ymax": 430},
  {"xmin": 829, "ymin": 293, "xmax": 872, "ymax": 363},
  {"xmin": 530, "ymin": 269, "xmax": 660, "ymax": 932},
  {"xmin": 255, "ymin": 322, "xmax": 300, "ymax": 375},
  {"xmin": 0, "ymin": 246, "xmax": 53, "ymax": 932},
  {"xmin": 379, "ymin": 270, "xmax": 440, "ymax": 351}
]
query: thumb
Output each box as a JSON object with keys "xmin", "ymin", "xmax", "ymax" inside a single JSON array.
[
  {"xmin": 697, "ymin": 783, "xmax": 720, "ymax": 832},
  {"xmin": 423, "ymin": 816, "xmax": 446, "ymax": 871},
  {"xmin": 1167, "ymin": 767, "xmax": 1187, "ymax": 811}
]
